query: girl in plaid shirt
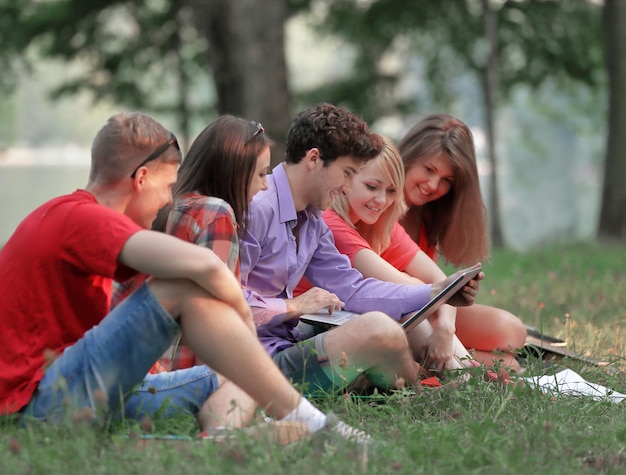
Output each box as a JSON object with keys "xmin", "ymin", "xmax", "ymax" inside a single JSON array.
[{"xmin": 113, "ymin": 116, "xmax": 272, "ymax": 373}]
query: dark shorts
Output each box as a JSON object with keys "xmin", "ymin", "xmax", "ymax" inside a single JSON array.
[{"xmin": 272, "ymin": 323, "xmax": 348, "ymax": 396}]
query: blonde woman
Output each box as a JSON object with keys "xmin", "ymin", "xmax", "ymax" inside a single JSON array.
[{"xmin": 306, "ymin": 130, "xmax": 525, "ymax": 373}]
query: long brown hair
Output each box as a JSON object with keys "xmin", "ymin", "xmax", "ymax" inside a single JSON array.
[
  {"xmin": 331, "ymin": 136, "xmax": 407, "ymax": 254},
  {"xmin": 153, "ymin": 115, "xmax": 273, "ymax": 236},
  {"xmin": 397, "ymin": 113, "xmax": 489, "ymax": 266}
]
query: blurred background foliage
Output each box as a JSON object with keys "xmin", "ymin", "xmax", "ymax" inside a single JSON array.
[{"xmin": 0, "ymin": 0, "xmax": 624, "ymax": 249}]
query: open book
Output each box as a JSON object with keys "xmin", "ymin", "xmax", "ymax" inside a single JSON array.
[{"xmin": 299, "ymin": 264, "xmax": 482, "ymax": 332}]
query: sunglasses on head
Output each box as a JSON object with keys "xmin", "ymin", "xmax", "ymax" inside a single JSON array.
[
  {"xmin": 130, "ymin": 132, "xmax": 180, "ymax": 178},
  {"xmin": 245, "ymin": 121, "xmax": 265, "ymax": 144}
]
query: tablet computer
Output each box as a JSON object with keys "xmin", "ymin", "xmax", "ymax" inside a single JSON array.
[{"xmin": 299, "ymin": 264, "xmax": 482, "ymax": 332}]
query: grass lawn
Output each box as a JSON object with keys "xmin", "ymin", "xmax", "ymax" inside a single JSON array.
[{"xmin": 2, "ymin": 240, "xmax": 626, "ymax": 474}]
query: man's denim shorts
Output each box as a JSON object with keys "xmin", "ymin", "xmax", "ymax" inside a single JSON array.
[{"xmin": 21, "ymin": 282, "xmax": 220, "ymax": 424}]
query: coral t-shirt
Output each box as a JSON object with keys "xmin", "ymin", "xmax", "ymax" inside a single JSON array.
[
  {"xmin": 323, "ymin": 210, "xmax": 420, "ymax": 269},
  {"xmin": 0, "ymin": 190, "xmax": 141, "ymax": 414},
  {"xmin": 294, "ymin": 209, "xmax": 422, "ymax": 295}
]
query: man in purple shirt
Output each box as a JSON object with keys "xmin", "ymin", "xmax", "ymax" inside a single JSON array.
[{"xmin": 240, "ymin": 103, "xmax": 482, "ymax": 394}]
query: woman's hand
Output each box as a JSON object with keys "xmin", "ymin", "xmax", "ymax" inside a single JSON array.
[{"xmin": 431, "ymin": 263, "xmax": 484, "ymax": 307}]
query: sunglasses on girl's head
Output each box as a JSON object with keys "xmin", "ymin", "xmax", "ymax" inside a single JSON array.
[{"xmin": 245, "ymin": 121, "xmax": 265, "ymax": 144}]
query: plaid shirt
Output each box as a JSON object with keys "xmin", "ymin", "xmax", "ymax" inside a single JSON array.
[{"xmin": 113, "ymin": 192, "xmax": 240, "ymax": 373}]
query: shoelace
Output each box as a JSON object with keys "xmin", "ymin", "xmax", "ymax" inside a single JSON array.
[{"xmin": 333, "ymin": 420, "xmax": 371, "ymax": 444}]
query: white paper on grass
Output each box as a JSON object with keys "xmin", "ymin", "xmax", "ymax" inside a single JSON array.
[{"xmin": 523, "ymin": 369, "xmax": 626, "ymax": 403}]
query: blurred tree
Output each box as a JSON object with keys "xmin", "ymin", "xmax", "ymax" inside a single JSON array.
[
  {"xmin": 598, "ymin": 0, "xmax": 626, "ymax": 239},
  {"xmin": 188, "ymin": 0, "xmax": 294, "ymax": 162},
  {"xmin": 0, "ymin": 0, "xmax": 616, "ymax": 233},
  {"xmin": 0, "ymin": 0, "xmax": 208, "ymax": 145},
  {"xmin": 0, "ymin": 0, "xmax": 304, "ymax": 160},
  {"xmin": 302, "ymin": 0, "xmax": 605, "ymax": 247},
  {"xmin": 481, "ymin": 0, "xmax": 503, "ymax": 247},
  {"xmin": 0, "ymin": 93, "xmax": 18, "ymax": 149}
]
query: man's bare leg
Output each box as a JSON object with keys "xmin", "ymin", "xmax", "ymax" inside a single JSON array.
[
  {"xmin": 197, "ymin": 377, "xmax": 256, "ymax": 432},
  {"xmin": 148, "ymin": 278, "xmax": 318, "ymax": 421}
]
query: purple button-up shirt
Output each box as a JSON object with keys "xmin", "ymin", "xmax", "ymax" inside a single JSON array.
[{"xmin": 240, "ymin": 163, "xmax": 432, "ymax": 356}]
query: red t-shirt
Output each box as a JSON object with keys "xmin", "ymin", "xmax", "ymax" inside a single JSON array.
[
  {"xmin": 415, "ymin": 225, "xmax": 436, "ymax": 261},
  {"xmin": 0, "ymin": 190, "xmax": 141, "ymax": 414},
  {"xmin": 294, "ymin": 209, "xmax": 422, "ymax": 295}
]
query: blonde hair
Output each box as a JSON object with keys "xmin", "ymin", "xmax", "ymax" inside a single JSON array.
[
  {"xmin": 398, "ymin": 113, "xmax": 489, "ymax": 266},
  {"xmin": 331, "ymin": 136, "xmax": 407, "ymax": 254}
]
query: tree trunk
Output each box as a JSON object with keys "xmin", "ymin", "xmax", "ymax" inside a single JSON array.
[
  {"xmin": 189, "ymin": 0, "xmax": 292, "ymax": 167},
  {"xmin": 173, "ymin": 0, "xmax": 191, "ymax": 149},
  {"xmin": 481, "ymin": 0, "xmax": 504, "ymax": 248},
  {"xmin": 598, "ymin": 0, "xmax": 626, "ymax": 239}
]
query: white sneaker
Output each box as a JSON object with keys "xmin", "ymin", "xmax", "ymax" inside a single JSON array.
[{"xmin": 314, "ymin": 412, "xmax": 372, "ymax": 445}]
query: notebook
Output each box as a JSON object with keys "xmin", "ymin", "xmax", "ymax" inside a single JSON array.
[{"xmin": 299, "ymin": 264, "xmax": 482, "ymax": 332}]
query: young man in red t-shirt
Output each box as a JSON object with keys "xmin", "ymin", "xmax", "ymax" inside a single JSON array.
[{"xmin": 0, "ymin": 112, "xmax": 368, "ymax": 443}]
